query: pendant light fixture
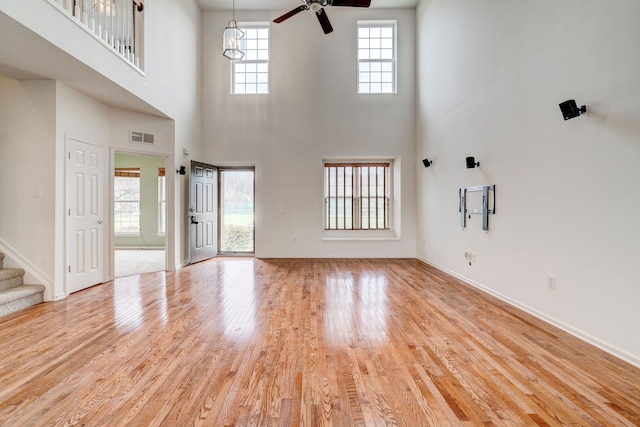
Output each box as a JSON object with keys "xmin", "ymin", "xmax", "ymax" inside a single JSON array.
[{"xmin": 222, "ymin": 0, "xmax": 244, "ymax": 60}]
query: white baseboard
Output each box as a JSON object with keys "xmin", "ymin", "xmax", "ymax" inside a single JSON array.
[
  {"xmin": 172, "ymin": 262, "xmax": 188, "ymax": 271},
  {"xmin": 0, "ymin": 237, "xmax": 54, "ymax": 301},
  {"xmin": 115, "ymin": 246, "xmax": 165, "ymax": 250},
  {"xmin": 417, "ymin": 256, "xmax": 640, "ymax": 370}
]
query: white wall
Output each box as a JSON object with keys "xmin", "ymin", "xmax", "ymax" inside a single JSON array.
[
  {"xmin": 54, "ymin": 82, "xmax": 111, "ymax": 299},
  {"xmin": 416, "ymin": 0, "xmax": 640, "ymax": 366},
  {"xmin": 0, "ymin": 76, "xmax": 56, "ymax": 298},
  {"xmin": 0, "ymin": 0, "xmax": 202, "ymax": 271},
  {"xmin": 202, "ymin": 8, "xmax": 417, "ymax": 258},
  {"xmin": 0, "ymin": 76, "xmax": 174, "ymax": 300}
]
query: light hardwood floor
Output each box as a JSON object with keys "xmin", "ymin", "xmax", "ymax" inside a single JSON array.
[{"xmin": 0, "ymin": 258, "xmax": 638, "ymax": 426}]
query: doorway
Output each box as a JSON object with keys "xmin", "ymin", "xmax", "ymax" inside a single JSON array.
[
  {"xmin": 218, "ymin": 167, "xmax": 255, "ymax": 255},
  {"xmin": 113, "ymin": 152, "xmax": 167, "ymax": 277}
]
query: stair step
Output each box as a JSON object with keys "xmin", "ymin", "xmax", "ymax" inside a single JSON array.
[
  {"xmin": 0, "ymin": 284, "xmax": 45, "ymax": 317},
  {"xmin": 0, "ymin": 268, "xmax": 25, "ymax": 291}
]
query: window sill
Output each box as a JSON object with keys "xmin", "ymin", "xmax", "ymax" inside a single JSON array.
[
  {"xmin": 322, "ymin": 230, "xmax": 399, "ymax": 241},
  {"xmin": 115, "ymin": 233, "xmax": 141, "ymax": 238}
]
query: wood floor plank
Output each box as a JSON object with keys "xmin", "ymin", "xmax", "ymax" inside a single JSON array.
[{"xmin": 0, "ymin": 258, "xmax": 638, "ymax": 426}]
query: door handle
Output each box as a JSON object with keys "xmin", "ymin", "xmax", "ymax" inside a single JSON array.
[
  {"xmin": 97, "ymin": 219, "xmax": 104, "ymax": 224},
  {"xmin": 190, "ymin": 215, "xmax": 199, "ymax": 225}
]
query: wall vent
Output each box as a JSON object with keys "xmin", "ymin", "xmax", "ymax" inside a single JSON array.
[{"xmin": 130, "ymin": 131, "xmax": 155, "ymax": 145}]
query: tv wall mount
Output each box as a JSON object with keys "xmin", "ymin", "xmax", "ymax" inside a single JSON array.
[{"xmin": 459, "ymin": 184, "xmax": 495, "ymax": 231}]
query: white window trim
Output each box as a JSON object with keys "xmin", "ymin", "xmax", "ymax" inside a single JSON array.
[
  {"xmin": 357, "ymin": 20, "xmax": 397, "ymax": 95},
  {"xmin": 231, "ymin": 22, "xmax": 270, "ymax": 95},
  {"xmin": 157, "ymin": 175, "xmax": 166, "ymax": 237},
  {"xmin": 322, "ymin": 157, "xmax": 401, "ymax": 240},
  {"xmin": 114, "ymin": 174, "xmax": 141, "ymax": 237}
]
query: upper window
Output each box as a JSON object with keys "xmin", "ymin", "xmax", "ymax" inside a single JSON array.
[
  {"xmin": 114, "ymin": 168, "xmax": 141, "ymax": 236},
  {"xmin": 357, "ymin": 21, "xmax": 396, "ymax": 94},
  {"xmin": 324, "ymin": 162, "xmax": 390, "ymax": 230},
  {"xmin": 232, "ymin": 23, "xmax": 270, "ymax": 94}
]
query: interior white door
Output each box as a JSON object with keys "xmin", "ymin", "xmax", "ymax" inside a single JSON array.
[
  {"xmin": 189, "ymin": 160, "xmax": 217, "ymax": 264},
  {"xmin": 67, "ymin": 138, "xmax": 104, "ymax": 293}
]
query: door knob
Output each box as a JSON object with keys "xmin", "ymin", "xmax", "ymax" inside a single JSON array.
[
  {"xmin": 97, "ymin": 219, "xmax": 104, "ymax": 224},
  {"xmin": 190, "ymin": 215, "xmax": 199, "ymax": 225}
]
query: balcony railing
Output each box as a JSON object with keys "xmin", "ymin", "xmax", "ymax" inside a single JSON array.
[{"xmin": 48, "ymin": 0, "xmax": 145, "ymax": 71}]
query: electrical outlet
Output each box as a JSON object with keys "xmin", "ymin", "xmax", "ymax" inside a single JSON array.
[{"xmin": 547, "ymin": 275, "xmax": 556, "ymax": 289}]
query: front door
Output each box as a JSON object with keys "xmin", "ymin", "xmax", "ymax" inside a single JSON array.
[
  {"xmin": 67, "ymin": 138, "xmax": 105, "ymax": 293},
  {"xmin": 189, "ymin": 161, "xmax": 217, "ymax": 264}
]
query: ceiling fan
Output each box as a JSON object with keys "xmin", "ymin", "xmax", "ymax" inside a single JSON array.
[{"xmin": 273, "ymin": 0, "xmax": 372, "ymax": 35}]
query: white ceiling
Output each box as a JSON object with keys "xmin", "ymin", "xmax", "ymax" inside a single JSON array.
[{"xmin": 195, "ymin": 0, "xmax": 419, "ymax": 11}]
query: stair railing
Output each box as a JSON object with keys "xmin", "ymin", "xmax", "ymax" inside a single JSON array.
[{"xmin": 47, "ymin": 0, "xmax": 145, "ymax": 71}]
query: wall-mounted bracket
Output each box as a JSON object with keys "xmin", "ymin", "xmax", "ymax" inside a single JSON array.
[{"xmin": 459, "ymin": 184, "xmax": 495, "ymax": 231}]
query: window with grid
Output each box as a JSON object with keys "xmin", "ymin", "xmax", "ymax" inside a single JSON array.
[
  {"xmin": 232, "ymin": 23, "xmax": 269, "ymax": 94},
  {"xmin": 114, "ymin": 168, "xmax": 141, "ymax": 235},
  {"xmin": 357, "ymin": 21, "xmax": 396, "ymax": 94},
  {"xmin": 158, "ymin": 168, "xmax": 166, "ymax": 236},
  {"xmin": 324, "ymin": 163, "xmax": 390, "ymax": 230}
]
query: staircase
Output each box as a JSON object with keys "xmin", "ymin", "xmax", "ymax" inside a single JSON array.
[{"xmin": 0, "ymin": 253, "xmax": 46, "ymax": 317}]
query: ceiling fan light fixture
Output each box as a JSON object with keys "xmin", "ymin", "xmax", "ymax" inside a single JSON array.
[{"xmin": 273, "ymin": 0, "xmax": 370, "ymax": 34}]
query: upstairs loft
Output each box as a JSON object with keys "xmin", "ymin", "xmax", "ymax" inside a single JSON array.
[{"xmin": 48, "ymin": 0, "xmax": 145, "ymax": 71}]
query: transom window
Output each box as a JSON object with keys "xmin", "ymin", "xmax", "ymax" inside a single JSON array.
[
  {"xmin": 232, "ymin": 23, "xmax": 269, "ymax": 94},
  {"xmin": 324, "ymin": 163, "xmax": 390, "ymax": 230},
  {"xmin": 357, "ymin": 21, "xmax": 396, "ymax": 94}
]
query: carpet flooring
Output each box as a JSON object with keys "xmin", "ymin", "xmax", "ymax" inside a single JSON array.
[{"xmin": 114, "ymin": 249, "xmax": 165, "ymax": 277}]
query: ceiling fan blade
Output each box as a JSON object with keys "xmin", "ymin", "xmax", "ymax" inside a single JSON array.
[
  {"xmin": 316, "ymin": 8, "xmax": 333, "ymax": 34},
  {"xmin": 331, "ymin": 0, "xmax": 371, "ymax": 7},
  {"xmin": 273, "ymin": 5, "xmax": 308, "ymax": 23}
]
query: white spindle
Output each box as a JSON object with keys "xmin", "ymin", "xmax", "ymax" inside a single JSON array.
[
  {"xmin": 50, "ymin": 0, "xmax": 143, "ymax": 69},
  {"xmin": 127, "ymin": 3, "xmax": 132, "ymax": 61},
  {"xmin": 90, "ymin": 0, "xmax": 95, "ymax": 33}
]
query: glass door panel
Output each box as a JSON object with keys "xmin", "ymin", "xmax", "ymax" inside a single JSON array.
[{"xmin": 218, "ymin": 168, "xmax": 255, "ymax": 254}]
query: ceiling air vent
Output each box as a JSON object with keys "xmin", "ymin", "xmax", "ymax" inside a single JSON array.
[{"xmin": 130, "ymin": 131, "xmax": 155, "ymax": 145}]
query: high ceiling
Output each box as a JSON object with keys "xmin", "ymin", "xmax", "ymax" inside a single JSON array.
[{"xmin": 195, "ymin": 0, "xmax": 419, "ymax": 11}]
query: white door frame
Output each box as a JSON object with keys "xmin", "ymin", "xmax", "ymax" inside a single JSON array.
[{"xmin": 109, "ymin": 147, "xmax": 173, "ymax": 279}]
